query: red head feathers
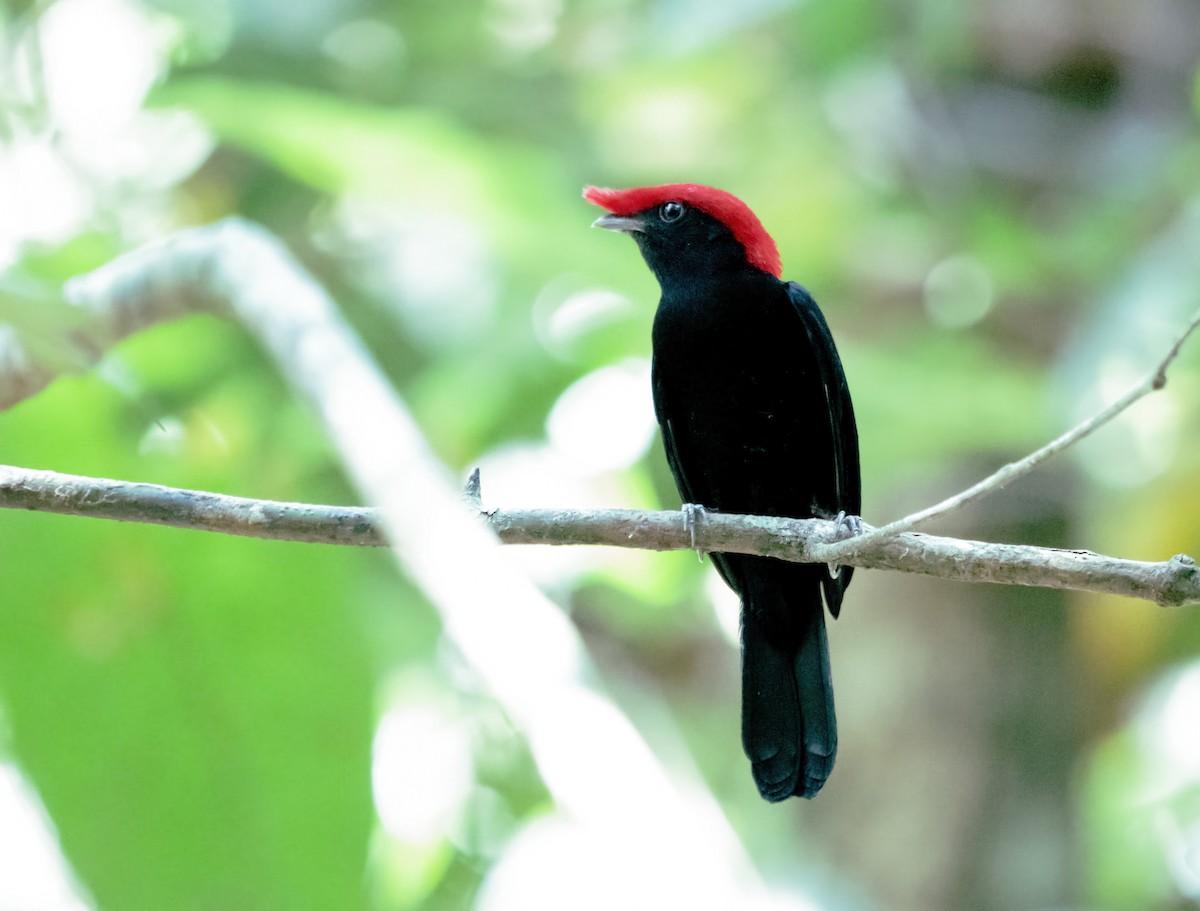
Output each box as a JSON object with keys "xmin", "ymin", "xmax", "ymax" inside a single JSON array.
[{"xmin": 583, "ymin": 183, "xmax": 783, "ymax": 278}]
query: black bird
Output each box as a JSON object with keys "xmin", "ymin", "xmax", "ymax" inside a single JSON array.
[{"xmin": 585, "ymin": 183, "xmax": 861, "ymax": 800}]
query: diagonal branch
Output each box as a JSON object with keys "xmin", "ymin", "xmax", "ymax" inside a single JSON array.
[
  {"xmin": 810, "ymin": 308, "xmax": 1200, "ymax": 566},
  {"xmin": 2, "ymin": 464, "xmax": 1197, "ymax": 606}
]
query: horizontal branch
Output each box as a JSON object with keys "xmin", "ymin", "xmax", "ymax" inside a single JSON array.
[
  {"xmin": 3, "ymin": 464, "xmax": 1196, "ymax": 607},
  {"xmin": 0, "ymin": 464, "xmax": 381, "ymax": 545}
]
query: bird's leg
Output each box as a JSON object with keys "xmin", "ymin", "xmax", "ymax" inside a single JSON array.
[
  {"xmin": 681, "ymin": 503, "xmax": 707, "ymax": 559},
  {"xmin": 827, "ymin": 510, "xmax": 864, "ymax": 578}
]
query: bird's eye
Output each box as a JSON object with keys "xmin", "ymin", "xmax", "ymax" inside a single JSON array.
[{"xmin": 659, "ymin": 201, "xmax": 686, "ymax": 223}]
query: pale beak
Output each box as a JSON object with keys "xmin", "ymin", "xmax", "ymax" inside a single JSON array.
[{"xmin": 591, "ymin": 213, "xmax": 646, "ymax": 234}]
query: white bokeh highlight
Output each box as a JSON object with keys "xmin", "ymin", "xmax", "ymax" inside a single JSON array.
[
  {"xmin": 546, "ymin": 359, "xmax": 657, "ymax": 474},
  {"xmin": 0, "ymin": 764, "xmax": 91, "ymax": 911}
]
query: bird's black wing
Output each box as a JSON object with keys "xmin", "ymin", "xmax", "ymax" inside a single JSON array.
[
  {"xmin": 652, "ymin": 364, "xmax": 744, "ymax": 595},
  {"xmin": 785, "ymin": 282, "xmax": 861, "ymax": 616}
]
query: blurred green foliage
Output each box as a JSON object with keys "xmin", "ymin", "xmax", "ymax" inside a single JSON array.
[{"xmin": 1, "ymin": 0, "xmax": 1200, "ymax": 909}]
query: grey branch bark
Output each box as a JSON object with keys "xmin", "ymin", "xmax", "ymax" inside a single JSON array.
[{"xmin": 3, "ymin": 464, "xmax": 1196, "ymax": 607}]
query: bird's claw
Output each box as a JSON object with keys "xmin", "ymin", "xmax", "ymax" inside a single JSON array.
[
  {"xmin": 832, "ymin": 510, "xmax": 864, "ymax": 539},
  {"xmin": 827, "ymin": 510, "xmax": 864, "ymax": 578},
  {"xmin": 681, "ymin": 503, "xmax": 707, "ymax": 558}
]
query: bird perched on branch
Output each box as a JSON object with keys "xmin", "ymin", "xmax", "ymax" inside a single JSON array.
[{"xmin": 584, "ymin": 183, "xmax": 861, "ymax": 801}]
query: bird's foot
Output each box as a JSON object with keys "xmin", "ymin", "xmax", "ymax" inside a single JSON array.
[
  {"xmin": 827, "ymin": 510, "xmax": 864, "ymax": 578},
  {"xmin": 832, "ymin": 510, "xmax": 864, "ymax": 539},
  {"xmin": 681, "ymin": 503, "xmax": 707, "ymax": 558}
]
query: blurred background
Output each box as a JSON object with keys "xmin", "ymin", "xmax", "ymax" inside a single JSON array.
[{"xmin": 1, "ymin": 0, "xmax": 1200, "ymax": 908}]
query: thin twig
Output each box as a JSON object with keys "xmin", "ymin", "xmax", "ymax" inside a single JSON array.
[{"xmin": 812, "ymin": 309, "xmax": 1200, "ymax": 566}]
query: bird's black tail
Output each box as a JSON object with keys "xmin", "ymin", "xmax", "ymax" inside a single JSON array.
[{"xmin": 740, "ymin": 578, "xmax": 836, "ymax": 801}]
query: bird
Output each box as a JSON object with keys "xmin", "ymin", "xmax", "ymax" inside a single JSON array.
[{"xmin": 584, "ymin": 183, "xmax": 861, "ymax": 801}]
